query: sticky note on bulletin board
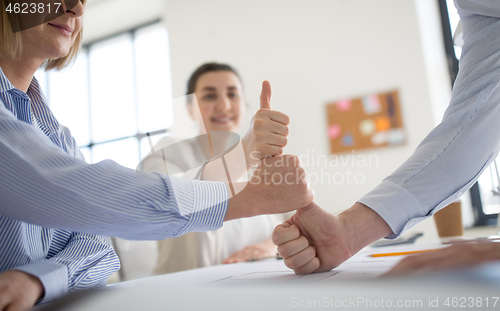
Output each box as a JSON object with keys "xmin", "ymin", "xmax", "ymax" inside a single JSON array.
[{"xmin": 326, "ymin": 90, "xmax": 406, "ymax": 154}]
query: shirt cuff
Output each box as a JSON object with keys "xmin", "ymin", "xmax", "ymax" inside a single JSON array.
[
  {"xmin": 357, "ymin": 180, "xmax": 433, "ymax": 239},
  {"xmin": 169, "ymin": 176, "xmax": 228, "ymax": 236},
  {"xmin": 13, "ymin": 261, "xmax": 68, "ymax": 304}
]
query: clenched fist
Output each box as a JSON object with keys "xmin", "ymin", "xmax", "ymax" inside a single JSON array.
[
  {"xmin": 225, "ymin": 154, "xmax": 314, "ymax": 220},
  {"xmin": 273, "ymin": 202, "xmax": 392, "ymax": 274}
]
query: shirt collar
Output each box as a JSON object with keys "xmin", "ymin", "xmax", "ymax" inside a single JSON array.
[
  {"xmin": 28, "ymin": 76, "xmax": 61, "ymax": 136},
  {"xmin": 27, "ymin": 75, "xmax": 43, "ymax": 99},
  {"xmin": 0, "ymin": 66, "xmax": 15, "ymax": 93},
  {"xmin": 0, "ymin": 65, "xmax": 60, "ymax": 135},
  {"xmin": 0, "ymin": 65, "xmax": 37, "ymax": 100}
]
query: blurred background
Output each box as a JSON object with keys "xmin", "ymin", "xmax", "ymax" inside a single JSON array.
[{"xmin": 34, "ymin": 0, "xmax": 500, "ymax": 281}]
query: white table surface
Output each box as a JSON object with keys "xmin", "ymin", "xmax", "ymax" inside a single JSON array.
[{"xmin": 36, "ymin": 234, "xmax": 500, "ymax": 311}]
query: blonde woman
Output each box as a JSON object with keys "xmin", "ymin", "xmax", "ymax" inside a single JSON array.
[
  {"xmin": 0, "ymin": 3, "xmax": 312, "ymax": 309},
  {"xmin": 0, "ymin": 1, "xmax": 120, "ymax": 309}
]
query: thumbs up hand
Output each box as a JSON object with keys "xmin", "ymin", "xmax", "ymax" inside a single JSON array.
[{"xmin": 242, "ymin": 80, "xmax": 290, "ymax": 167}]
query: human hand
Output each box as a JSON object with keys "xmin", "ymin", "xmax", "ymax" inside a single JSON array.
[
  {"xmin": 386, "ymin": 242, "xmax": 500, "ymax": 276},
  {"xmin": 222, "ymin": 239, "xmax": 277, "ymax": 264},
  {"xmin": 273, "ymin": 202, "xmax": 352, "ymax": 274},
  {"xmin": 273, "ymin": 202, "xmax": 393, "ymax": 274},
  {"xmin": 242, "ymin": 81, "xmax": 290, "ymax": 166},
  {"xmin": 225, "ymin": 154, "xmax": 314, "ymax": 220},
  {"xmin": 0, "ymin": 270, "xmax": 44, "ymax": 311}
]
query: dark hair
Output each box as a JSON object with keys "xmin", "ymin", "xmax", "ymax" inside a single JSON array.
[{"xmin": 186, "ymin": 62, "xmax": 242, "ymax": 102}]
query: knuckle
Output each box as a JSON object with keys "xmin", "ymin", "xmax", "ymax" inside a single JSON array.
[
  {"xmin": 271, "ymin": 233, "xmax": 281, "ymax": 246},
  {"xmin": 284, "ymin": 257, "xmax": 297, "ymax": 269},
  {"xmin": 313, "ymin": 257, "xmax": 321, "ymax": 269},
  {"xmin": 293, "ymin": 266, "xmax": 310, "ymax": 275},
  {"xmin": 298, "ymin": 235, "xmax": 309, "ymax": 246},
  {"xmin": 294, "ymin": 257, "xmax": 319, "ymax": 275},
  {"xmin": 312, "ymin": 258, "xmax": 321, "ymax": 272},
  {"xmin": 307, "ymin": 245, "xmax": 316, "ymax": 256},
  {"xmin": 283, "ymin": 115, "xmax": 291, "ymax": 124},
  {"xmin": 291, "ymin": 226, "xmax": 301, "ymax": 239},
  {"xmin": 277, "ymin": 245, "xmax": 290, "ymax": 258},
  {"xmin": 275, "ymin": 111, "xmax": 288, "ymax": 119}
]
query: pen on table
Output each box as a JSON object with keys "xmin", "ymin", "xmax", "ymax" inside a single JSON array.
[
  {"xmin": 247, "ymin": 254, "xmax": 283, "ymax": 262},
  {"xmin": 368, "ymin": 249, "xmax": 441, "ymax": 258}
]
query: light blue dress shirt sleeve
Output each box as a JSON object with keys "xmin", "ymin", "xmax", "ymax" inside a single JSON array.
[
  {"xmin": 13, "ymin": 262, "xmax": 67, "ymax": 303},
  {"xmin": 0, "ymin": 104, "xmax": 228, "ymax": 240},
  {"xmin": 358, "ymin": 0, "xmax": 500, "ymax": 238},
  {"xmin": 13, "ymin": 232, "xmax": 120, "ymax": 303}
]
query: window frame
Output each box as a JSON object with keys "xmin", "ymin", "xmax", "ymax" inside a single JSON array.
[{"xmin": 41, "ymin": 19, "xmax": 170, "ymax": 167}]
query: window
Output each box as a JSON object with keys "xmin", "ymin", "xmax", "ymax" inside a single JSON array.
[
  {"xmin": 36, "ymin": 22, "xmax": 172, "ymax": 169},
  {"xmin": 445, "ymin": 0, "xmax": 461, "ymax": 60}
]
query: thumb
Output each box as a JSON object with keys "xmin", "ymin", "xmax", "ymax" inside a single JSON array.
[{"xmin": 260, "ymin": 80, "xmax": 272, "ymax": 109}]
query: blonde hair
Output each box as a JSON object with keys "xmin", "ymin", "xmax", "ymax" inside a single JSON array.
[{"xmin": 0, "ymin": 0, "xmax": 85, "ymax": 71}]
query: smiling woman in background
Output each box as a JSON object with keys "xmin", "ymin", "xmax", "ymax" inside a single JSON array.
[{"xmin": 143, "ymin": 63, "xmax": 292, "ymax": 273}]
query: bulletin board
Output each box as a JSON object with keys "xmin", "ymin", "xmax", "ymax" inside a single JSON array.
[{"xmin": 326, "ymin": 90, "xmax": 405, "ymax": 154}]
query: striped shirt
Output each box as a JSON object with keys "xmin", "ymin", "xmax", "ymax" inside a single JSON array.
[
  {"xmin": 0, "ymin": 66, "xmax": 227, "ymax": 301},
  {"xmin": 359, "ymin": 0, "xmax": 500, "ymax": 238},
  {"xmin": 0, "ymin": 69, "xmax": 120, "ymax": 302}
]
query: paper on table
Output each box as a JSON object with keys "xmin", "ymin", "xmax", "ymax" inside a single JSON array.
[
  {"xmin": 116, "ymin": 242, "xmax": 446, "ymax": 289},
  {"xmin": 207, "ymin": 242, "xmax": 448, "ymax": 284}
]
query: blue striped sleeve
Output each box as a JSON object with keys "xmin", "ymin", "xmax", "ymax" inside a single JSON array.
[
  {"xmin": 13, "ymin": 262, "xmax": 68, "ymax": 303},
  {"xmin": 0, "ymin": 104, "xmax": 228, "ymax": 240},
  {"xmin": 176, "ymin": 178, "xmax": 228, "ymax": 235},
  {"xmin": 45, "ymin": 233, "xmax": 120, "ymax": 296},
  {"xmin": 10, "ymin": 232, "xmax": 120, "ymax": 303}
]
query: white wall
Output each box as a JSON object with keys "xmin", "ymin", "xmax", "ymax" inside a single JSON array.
[
  {"xmin": 163, "ymin": 0, "xmax": 453, "ymax": 238},
  {"xmin": 83, "ymin": 0, "xmax": 165, "ymax": 44},
  {"xmin": 84, "ymin": 0, "xmax": 456, "ymax": 239}
]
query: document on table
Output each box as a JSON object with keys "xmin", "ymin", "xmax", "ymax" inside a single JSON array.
[
  {"xmin": 126, "ymin": 242, "xmax": 446, "ymax": 288},
  {"xmin": 210, "ymin": 242, "xmax": 447, "ymax": 284}
]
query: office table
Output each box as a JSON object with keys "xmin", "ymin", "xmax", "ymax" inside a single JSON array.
[{"xmin": 38, "ymin": 239, "xmax": 500, "ymax": 311}]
